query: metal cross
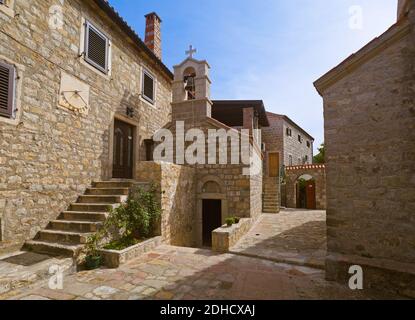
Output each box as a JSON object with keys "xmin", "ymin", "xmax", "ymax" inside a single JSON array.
[{"xmin": 185, "ymin": 45, "xmax": 197, "ymax": 58}]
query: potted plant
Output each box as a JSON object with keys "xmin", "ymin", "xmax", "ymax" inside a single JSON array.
[
  {"xmin": 84, "ymin": 234, "xmax": 102, "ymax": 270},
  {"xmin": 226, "ymin": 217, "xmax": 235, "ymax": 227}
]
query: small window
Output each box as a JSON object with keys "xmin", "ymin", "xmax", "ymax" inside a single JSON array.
[
  {"xmin": 85, "ymin": 21, "xmax": 109, "ymax": 73},
  {"xmin": 0, "ymin": 61, "xmax": 15, "ymax": 119},
  {"xmin": 298, "ymin": 135, "xmax": 302, "ymax": 143},
  {"xmin": 306, "ymin": 141, "xmax": 311, "ymax": 148},
  {"xmin": 142, "ymin": 70, "xmax": 155, "ymax": 103},
  {"xmin": 286, "ymin": 128, "xmax": 292, "ymax": 137},
  {"xmin": 289, "ymin": 155, "xmax": 293, "ymax": 166}
]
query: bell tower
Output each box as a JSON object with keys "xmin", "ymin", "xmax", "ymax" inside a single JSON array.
[{"xmin": 172, "ymin": 46, "xmax": 212, "ymax": 122}]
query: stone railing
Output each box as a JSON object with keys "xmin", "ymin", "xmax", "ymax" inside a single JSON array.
[{"xmin": 212, "ymin": 218, "xmax": 252, "ymax": 253}]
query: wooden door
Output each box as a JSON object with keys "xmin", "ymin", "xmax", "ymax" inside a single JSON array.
[
  {"xmin": 268, "ymin": 153, "xmax": 280, "ymax": 177},
  {"xmin": 306, "ymin": 181, "xmax": 316, "ymax": 209},
  {"xmin": 113, "ymin": 119, "xmax": 134, "ymax": 179},
  {"xmin": 202, "ymin": 200, "xmax": 222, "ymax": 247}
]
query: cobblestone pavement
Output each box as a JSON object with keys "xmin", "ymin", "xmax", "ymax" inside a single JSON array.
[
  {"xmin": 1, "ymin": 245, "xmax": 400, "ymax": 300},
  {"xmin": 230, "ymin": 209, "xmax": 326, "ymax": 269}
]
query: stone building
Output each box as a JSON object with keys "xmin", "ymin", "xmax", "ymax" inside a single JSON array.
[
  {"xmin": 314, "ymin": 0, "xmax": 415, "ymax": 295},
  {"xmin": 0, "ymin": 0, "xmax": 173, "ymax": 252},
  {"xmin": 0, "ymin": 0, "xmax": 316, "ymax": 257},
  {"xmin": 261, "ymin": 112, "xmax": 314, "ymax": 211}
]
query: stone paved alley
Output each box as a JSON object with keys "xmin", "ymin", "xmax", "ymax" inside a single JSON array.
[{"xmin": 0, "ymin": 210, "xmax": 402, "ymax": 300}]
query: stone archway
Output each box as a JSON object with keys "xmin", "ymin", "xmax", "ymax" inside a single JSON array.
[
  {"xmin": 296, "ymin": 174, "xmax": 316, "ymax": 209},
  {"xmin": 285, "ymin": 165, "xmax": 326, "ymax": 210}
]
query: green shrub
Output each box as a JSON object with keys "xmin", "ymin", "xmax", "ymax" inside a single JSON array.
[
  {"xmin": 226, "ymin": 217, "xmax": 235, "ymax": 227},
  {"xmin": 85, "ymin": 184, "xmax": 161, "ymax": 254}
]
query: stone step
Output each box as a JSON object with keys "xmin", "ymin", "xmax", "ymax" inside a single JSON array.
[
  {"xmin": 264, "ymin": 206, "xmax": 279, "ymax": 210},
  {"xmin": 60, "ymin": 211, "xmax": 108, "ymax": 222},
  {"xmin": 69, "ymin": 203, "xmax": 117, "ymax": 212},
  {"xmin": 263, "ymin": 207, "xmax": 279, "ymax": 211},
  {"xmin": 23, "ymin": 240, "xmax": 83, "ymax": 257},
  {"xmin": 93, "ymin": 181, "xmax": 135, "ymax": 188},
  {"xmin": 37, "ymin": 230, "xmax": 91, "ymax": 245},
  {"xmin": 49, "ymin": 220, "xmax": 102, "ymax": 233},
  {"xmin": 77, "ymin": 195, "xmax": 127, "ymax": 204},
  {"xmin": 85, "ymin": 188, "xmax": 130, "ymax": 196}
]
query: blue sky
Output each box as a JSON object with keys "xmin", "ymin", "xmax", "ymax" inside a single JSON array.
[{"xmin": 109, "ymin": 0, "xmax": 397, "ymax": 153}]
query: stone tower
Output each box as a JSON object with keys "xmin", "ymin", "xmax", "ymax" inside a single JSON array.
[{"xmin": 172, "ymin": 53, "xmax": 212, "ymax": 123}]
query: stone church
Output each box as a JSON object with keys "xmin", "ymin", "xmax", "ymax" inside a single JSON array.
[{"xmin": 0, "ymin": 0, "xmax": 314, "ymax": 257}]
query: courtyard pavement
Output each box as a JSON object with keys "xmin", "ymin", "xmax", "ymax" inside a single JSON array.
[
  {"xmin": 0, "ymin": 245, "xmax": 397, "ymax": 300},
  {"xmin": 230, "ymin": 209, "xmax": 326, "ymax": 269},
  {"xmin": 0, "ymin": 210, "xmax": 402, "ymax": 300}
]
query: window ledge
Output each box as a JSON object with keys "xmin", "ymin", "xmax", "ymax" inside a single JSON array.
[
  {"xmin": 140, "ymin": 95, "xmax": 157, "ymax": 109},
  {"xmin": 79, "ymin": 56, "xmax": 112, "ymax": 80}
]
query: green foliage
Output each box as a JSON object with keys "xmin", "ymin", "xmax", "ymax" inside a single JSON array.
[
  {"xmin": 226, "ymin": 217, "xmax": 235, "ymax": 226},
  {"xmin": 85, "ymin": 185, "xmax": 161, "ymax": 255},
  {"xmin": 313, "ymin": 143, "xmax": 325, "ymax": 164}
]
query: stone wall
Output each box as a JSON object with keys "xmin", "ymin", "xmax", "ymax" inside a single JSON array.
[
  {"xmin": 315, "ymin": 6, "xmax": 415, "ymax": 295},
  {"xmin": 137, "ymin": 162, "xmax": 197, "ymax": 247},
  {"xmin": 285, "ymin": 164, "xmax": 326, "ymax": 210},
  {"xmin": 0, "ymin": 0, "xmax": 172, "ymax": 248},
  {"xmin": 262, "ymin": 113, "xmax": 284, "ymax": 170}
]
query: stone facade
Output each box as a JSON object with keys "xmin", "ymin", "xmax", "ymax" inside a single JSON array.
[
  {"xmin": 262, "ymin": 112, "xmax": 314, "ymax": 167},
  {"xmin": 314, "ymin": 2, "xmax": 415, "ymax": 295},
  {"xmin": 136, "ymin": 162, "xmax": 196, "ymax": 247},
  {"xmin": 0, "ymin": 0, "xmax": 172, "ymax": 249},
  {"xmin": 285, "ymin": 164, "xmax": 326, "ymax": 210},
  {"xmin": 261, "ymin": 112, "xmax": 314, "ymax": 212}
]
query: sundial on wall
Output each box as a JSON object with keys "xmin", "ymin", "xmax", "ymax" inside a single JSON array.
[{"xmin": 58, "ymin": 71, "xmax": 90, "ymax": 115}]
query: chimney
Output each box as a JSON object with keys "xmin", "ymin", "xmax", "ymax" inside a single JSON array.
[{"xmin": 144, "ymin": 12, "xmax": 162, "ymax": 60}]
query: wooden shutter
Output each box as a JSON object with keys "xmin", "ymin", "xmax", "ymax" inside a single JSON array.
[
  {"xmin": 143, "ymin": 71, "xmax": 154, "ymax": 102},
  {"xmin": 0, "ymin": 61, "xmax": 14, "ymax": 118},
  {"xmin": 85, "ymin": 22, "xmax": 108, "ymax": 73}
]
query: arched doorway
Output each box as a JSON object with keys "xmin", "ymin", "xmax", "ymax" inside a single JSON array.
[
  {"xmin": 296, "ymin": 174, "xmax": 316, "ymax": 210},
  {"xmin": 197, "ymin": 176, "xmax": 228, "ymax": 247}
]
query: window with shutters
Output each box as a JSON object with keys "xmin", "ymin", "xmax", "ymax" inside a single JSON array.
[
  {"xmin": 0, "ymin": 61, "xmax": 15, "ymax": 119},
  {"xmin": 142, "ymin": 69, "xmax": 155, "ymax": 104},
  {"xmin": 84, "ymin": 21, "xmax": 109, "ymax": 74}
]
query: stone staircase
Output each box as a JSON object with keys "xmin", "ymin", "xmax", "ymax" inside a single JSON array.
[
  {"xmin": 23, "ymin": 181, "xmax": 135, "ymax": 258},
  {"xmin": 263, "ymin": 177, "xmax": 280, "ymax": 213}
]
